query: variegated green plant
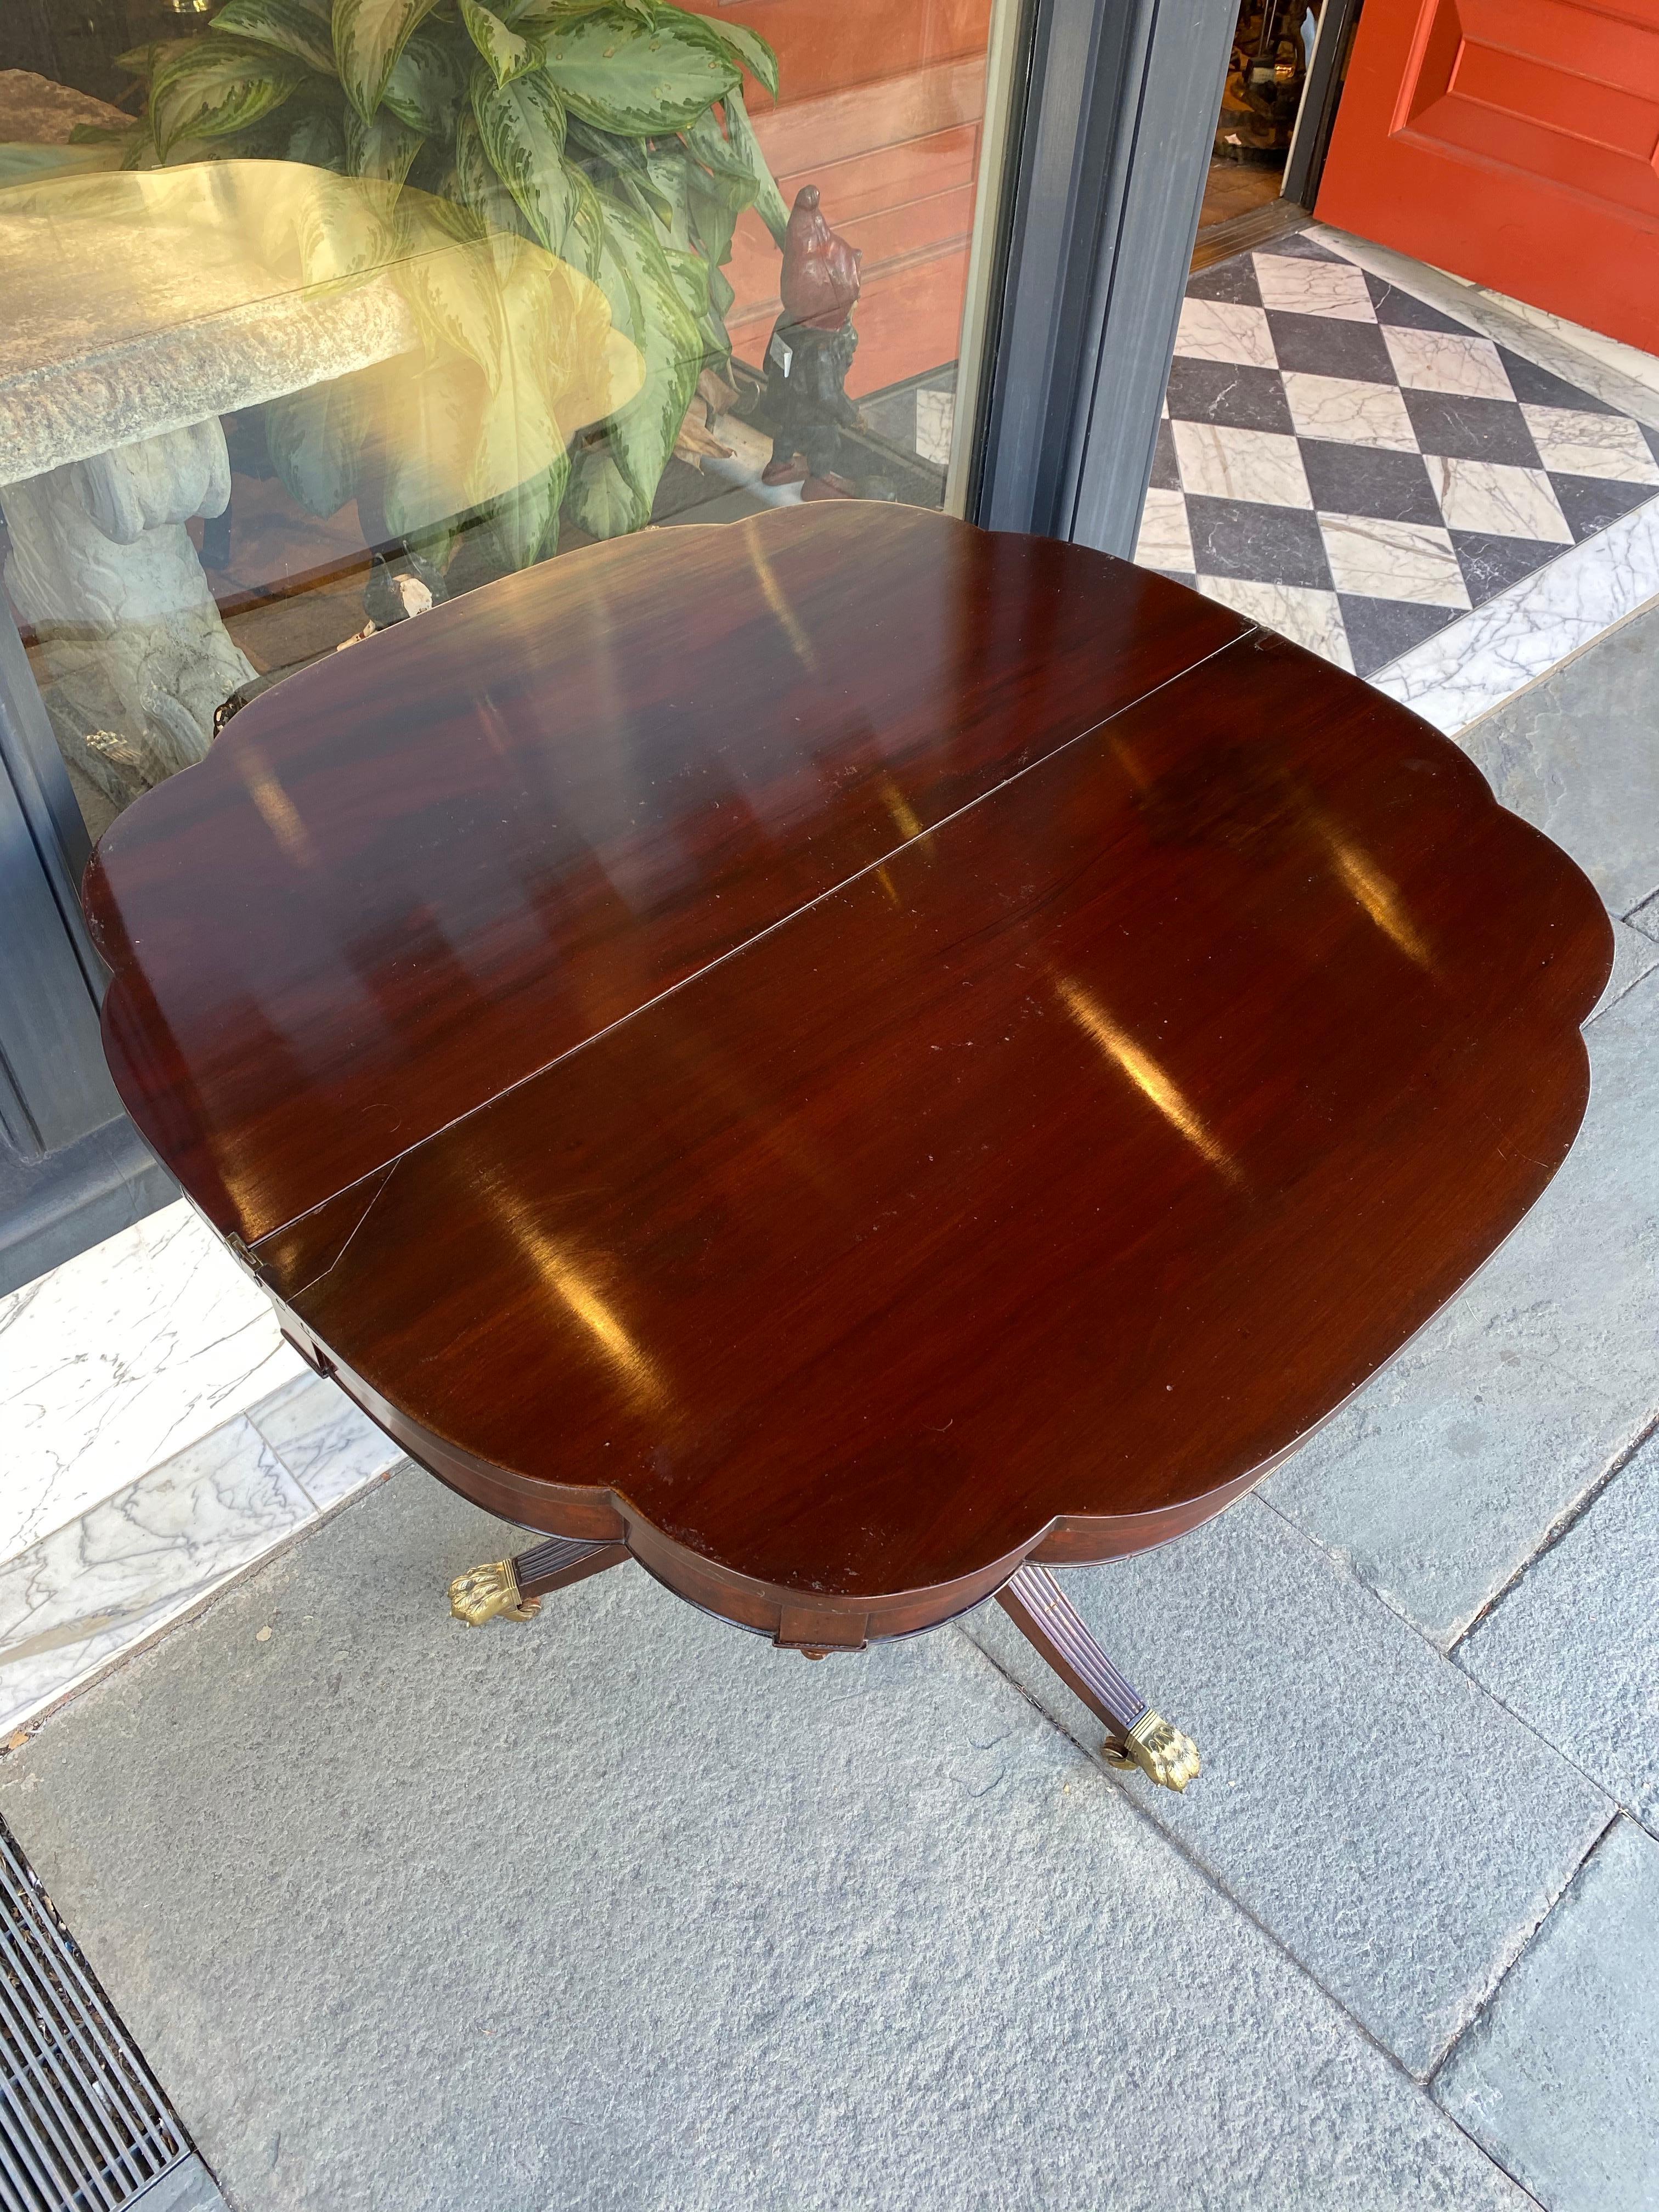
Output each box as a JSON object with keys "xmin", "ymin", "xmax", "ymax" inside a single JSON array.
[{"xmin": 99, "ymin": 0, "xmax": 789, "ymax": 552}]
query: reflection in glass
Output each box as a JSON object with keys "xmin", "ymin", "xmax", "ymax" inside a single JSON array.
[{"xmin": 1, "ymin": 0, "xmax": 1006, "ymax": 832}]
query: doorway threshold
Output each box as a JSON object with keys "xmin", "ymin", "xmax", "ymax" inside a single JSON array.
[{"xmin": 1136, "ymin": 224, "xmax": 1659, "ymax": 736}]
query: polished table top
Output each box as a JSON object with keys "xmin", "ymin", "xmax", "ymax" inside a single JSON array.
[{"xmin": 86, "ymin": 505, "xmax": 1612, "ymax": 1643}]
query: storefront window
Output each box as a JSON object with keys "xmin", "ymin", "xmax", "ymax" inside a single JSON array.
[{"xmin": 0, "ymin": 0, "xmax": 1011, "ymax": 837}]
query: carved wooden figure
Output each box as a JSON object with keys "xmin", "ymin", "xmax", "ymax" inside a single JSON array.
[{"xmin": 83, "ymin": 506, "xmax": 1611, "ymax": 1795}]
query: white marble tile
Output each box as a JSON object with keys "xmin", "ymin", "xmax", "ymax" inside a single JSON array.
[
  {"xmin": 915, "ymin": 387, "xmax": 955, "ymax": 468},
  {"xmin": 0, "ymin": 1417, "xmax": 315, "ymax": 1739},
  {"xmin": 0, "ymin": 1201, "xmax": 306, "ymax": 1566},
  {"xmin": 1253, "ymin": 252, "xmax": 1375, "ymax": 322},
  {"xmin": 1427, "ymin": 456, "xmax": 1575, "ymax": 545},
  {"xmin": 1171, "ymin": 421, "xmax": 1312, "ymax": 507},
  {"xmin": 1381, "ymin": 326, "xmax": 1513, "ymax": 401},
  {"xmin": 252, "ymin": 1374, "xmax": 403, "ymax": 1510},
  {"xmin": 1196, "ymin": 575, "xmax": 1355, "ymax": 671},
  {"xmin": 1521, "ymin": 405, "xmax": 1659, "ymax": 485},
  {"xmin": 1135, "ymin": 486, "xmax": 1194, "ymax": 573},
  {"xmin": 1319, "ymin": 514, "xmax": 1471, "ymax": 608},
  {"xmin": 1282, "ymin": 371, "xmax": 1417, "ymax": 452},
  {"xmin": 1372, "ymin": 491, "xmax": 1659, "ymax": 735},
  {"xmin": 1174, "ymin": 297, "xmax": 1277, "ymax": 368},
  {"xmin": 1307, "ymin": 222, "xmax": 1659, "ymax": 432}
]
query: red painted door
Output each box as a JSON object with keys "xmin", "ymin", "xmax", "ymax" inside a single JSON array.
[{"xmin": 1315, "ymin": 0, "xmax": 1659, "ymax": 354}]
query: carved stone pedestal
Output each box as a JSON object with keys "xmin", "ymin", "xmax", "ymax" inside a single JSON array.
[{"xmin": 3, "ymin": 419, "xmax": 257, "ymax": 810}]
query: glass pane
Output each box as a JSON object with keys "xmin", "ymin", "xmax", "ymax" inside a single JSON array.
[{"xmin": 0, "ymin": 0, "xmax": 1012, "ymax": 838}]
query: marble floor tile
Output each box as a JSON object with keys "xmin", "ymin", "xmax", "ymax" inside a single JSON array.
[
  {"xmin": 1382, "ymin": 326, "xmax": 1513, "ymax": 402},
  {"xmin": 251, "ymin": 1373, "xmax": 404, "ymax": 1511},
  {"xmin": 1195, "ymin": 575, "xmax": 1353, "ymax": 670},
  {"xmin": 1264, "ymin": 309, "xmax": 1396, "ymax": 384},
  {"xmin": 0, "ymin": 1201, "xmax": 306, "ymax": 1567},
  {"xmin": 1435, "ymin": 1818, "xmax": 1658, "ymax": 2212},
  {"xmin": 1319, "ymin": 514, "xmax": 1470, "ymax": 607},
  {"xmin": 1133, "ymin": 486, "xmax": 1194, "ymax": 574},
  {"xmin": 1521, "ymin": 405, "xmax": 1659, "ymax": 485},
  {"xmin": 1403, "ymin": 391, "xmax": 1543, "ymax": 469},
  {"xmin": 1185, "ymin": 494, "xmax": 1331, "ymax": 589},
  {"xmin": 1253, "ymin": 251, "xmax": 1375, "ymax": 322},
  {"xmin": 0, "ymin": 1418, "xmax": 315, "ymax": 1739},
  {"xmin": 1165, "ymin": 358, "xmax": 1293, "ymax": 434},
  {"xmin": 1282, "ymin": 370, "xmax": 1417, "ymax": 450},
  {"xmin": 1458, "ymin": 1430, "xmax": 1659, "ymax": 1825},
  {"xmin": 1299, "ymin": 438, "xmax": 1442, "ymax": 525},
  {"xmin": 1338, "ymin": 594, "xmax": 1459, "ymax": 680},
  {"xmin": 1376, "ymin": 492, "xmax": 1659, "ymax": 736},
  {"xmin": 1173, "ymin": 296, "xmax": 1276, "ymax": 367},
  {"xmin": 915, "ymin": 387, "xmax": 954, "ymax": 468},
  {"xmin": 1170, "ymin": 420, "xmax": 1311, "ymax": 506},
  {"xmin": 1426, "ymin": 456, "xmax": 1573, "ymax": 545}
]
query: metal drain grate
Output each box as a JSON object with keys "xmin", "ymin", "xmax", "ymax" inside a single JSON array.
[{"xmin": 0, "ymin": 1820, "xmax": 192, "ymax": 2211}]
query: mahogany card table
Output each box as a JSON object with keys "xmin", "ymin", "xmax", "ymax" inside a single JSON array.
[{"xmin": 83, "ymin": 506, "xmax": 1611, "ymax": 1792}]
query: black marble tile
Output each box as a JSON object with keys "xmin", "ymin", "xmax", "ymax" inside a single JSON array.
[
  {"xmin": 1402, "ymin": 390, "xmax": 1542, "ymax": 466},
  {"xmin": 1255, "ymin": 231, "xmax": 1346, "ymax": 263},
  {"xmin": 1298, "ymin": 439, "xmax": 1442, "ymax": 527},
  {"xmin": 1164, "ymin": 358, "xmax": 1294, "ymax": 432},
  {"xmin": 1365, "ymin": 277, "xmax": 1475, "ymax": 335},
  {"xmin": 1264, "ymin": 310, "xmax": 1396, "ymax": 382},
  {"xmin": 1148, "ymin": 417, "xmax": 1180, "ymax": 492},
  {"xmin": 1494, "ymin": 345, "xmax": 1616, "ymax": 414},
  {"xmin": 1546, "ymin": 472, "xmax": 1659, "ymax": 544},
  {"xmin": 1643, "ymin": 422, "xmax": 1659, "ymax": 469},
  {"xmin": 1185, "ymin": 494, "xmax": 1333, "ymax": 589},
  {"xmin": 1336, "ymin": 595, "xmax": 1458, "ymax": 678},
  {"xmin": 1449, "ymin": 531, "xmax": 1568, "ymax": 606},
  {"xmin": 1186, "ymin": 253, "xmax": 1262, "ymax": 307}
]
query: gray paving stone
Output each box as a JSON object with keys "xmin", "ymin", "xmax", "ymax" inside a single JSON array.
[
  {"xmin": 1594, "ymin": 916, "xmax": 1659, "ymax": 1017},
  {"xmin": 1459, "ymin": 1429, "xmax": 1659, "ymax": 1827},
  {"xmin": 965, "ymin": 1498, "xmax": 1608, "ymax": 2078},
  {"xmin": 1457, "ymin": 594, "xmax": 1659, "ymax": 915},
  {"xmin": 1436, "ymin": 1816, "xmax": 1657, "ymax": 2212},
  {"xmin": 0, "ymin": 1472, "xmax": 1527, "ymax": 2212},
  {"xmin": 1267, "ymin": 967, "xmax": 1659, "ymax": 1646}
]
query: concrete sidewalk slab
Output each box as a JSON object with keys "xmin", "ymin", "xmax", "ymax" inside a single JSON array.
[
  {"xmin": 1457, "ymin": 594, "xmax": 1659, "ymax": 917},
  {"xmin": 965, "ymin": 1498, "xmax": 1609, "ymax": 2077},
  {"xmin": 1459, "ymin": 1428, "xmax": 1659, "ymax": 1828},
  {"xmin": 1435, "ymin": 1816, "xmax": 1657, "ymax": 2212},
  {"xmin": 0, "ymin": 1473, "xmax": 1526, "ymax": 2212},
  {"xmin": 1267, "ymin": 968, "xmax": 1659, "ymax": 1647}
]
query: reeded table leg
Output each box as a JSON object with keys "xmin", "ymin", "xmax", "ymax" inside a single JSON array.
[
  {"xmin": 997, "ymin": 1561, "xmax": 1200, "ymax": 1792},
  {"xmin": 449, "ymin": 1534, "xmax": 629, "ymax": 1625}
]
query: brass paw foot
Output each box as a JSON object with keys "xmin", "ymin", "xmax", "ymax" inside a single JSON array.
[
  {"xmin": 1104, "ymin": 1710, "xmax": 1201, "ymax": 1792},
  {"xmin": 448, "ymin": 1559, "xmax": 541, "ymax": 1626}
]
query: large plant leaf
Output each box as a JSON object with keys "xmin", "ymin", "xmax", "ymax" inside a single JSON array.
[
  {"xmin": 333, "ymin": 0, "xmax": 442, "ymax": 122},
  {"xmin": 721, "ymin": 87, "xmax": 786, "ymax": 244},
  {"xmin": 588, "ymin": 197, "xmax": 703, "ymax": 525},
  {"xmin": 471, "ymin": 67, "xmax": 574, "ymax": 255},
  {"xmin": 345, "ymin": 103, "xmax": 424, "ymax": 183},
  {"xmin": 566, "ymin": 118, "xmax": 673, "ymax": 228},
  {"xmin": 213, "ymin": 0, "xmax": 335, "ymax": 75},
  {"xmin": 537, "ymin": 11, "xmax": 736, "ymax": 137},
  {"xmin": 149, "ymin": 36, "xmax": 306, "ymax": 157},
  {"xmin": 382, "ymin": 30, "xmax": 463, "ymax": 133},
  {"xmin": 566, "ymin": 442, "xmax": 642, "ymax": 536},
  {"xmin": 400, "ymin": 219, "xmax": 508, "ymax": 387},
  {"xmin": 264, "ymin": 369, "xmax": 369, "ymax": 515},
  {"xmin": 459, "ymin": 0, "xmax": 542, "ymax": 87},
  {"xmin": 657, "ymin": 7, "xmax": 777, "ymax": 100},
  {"xmin": 281, "ymin": 98, "xmax": 349, "ymax": 167}
]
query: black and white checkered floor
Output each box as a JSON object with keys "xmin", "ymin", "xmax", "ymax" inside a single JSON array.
[{"xmin": 1136, "ymin": 229, "xmax": 1659, "ymax": 679}]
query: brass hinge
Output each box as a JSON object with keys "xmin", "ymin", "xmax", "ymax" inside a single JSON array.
[{"xmin": 225, "ymin": 1232, "xmax": 267, "ymax": 1282}]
